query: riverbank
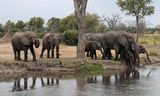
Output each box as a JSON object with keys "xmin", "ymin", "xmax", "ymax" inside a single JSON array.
[
  {"xmin": 0, "ymin": 42, "xmax": 160, "ymax": 75},
  {"xmin": 0, "ymin": 59, "xmax": 127, "ymax": 75}
]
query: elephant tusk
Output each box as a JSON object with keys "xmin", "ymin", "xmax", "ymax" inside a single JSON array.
[{"xmin": 33, "ymin": 39, "xmax": 36, "ymax": 44}]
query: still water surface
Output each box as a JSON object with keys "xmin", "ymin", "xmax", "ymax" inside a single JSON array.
[{"xmin": 0, "ymin": 67, "xmax": 160, "ymax": 96}]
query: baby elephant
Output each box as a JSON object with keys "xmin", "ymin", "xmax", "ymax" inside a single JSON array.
[
  {"xmin": 85, "ymin": 41, "xmax": 103, "ymax": 59},
  {"xmin": 138, "ymin": 45, "xmax": 151, "ymax": 63},
  {"xmin": 40, "ymin": 33, "xmax": 64, "ymax": 58}
]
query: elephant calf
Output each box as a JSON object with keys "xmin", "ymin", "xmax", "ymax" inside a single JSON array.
[
  {"xmin": 11, "ymin": 32, "xmax": 40, "ymax": 62},
  {"xmin": 40, "ymin": 33, "xmax": 64, "ymax": 58},
  {"xmin": 85, "ymin": 41, "xmax": 103, "ymax": 59},
  {"xmin": 118, "ymin": 44, "xmax": 151, "ymax": 65}
]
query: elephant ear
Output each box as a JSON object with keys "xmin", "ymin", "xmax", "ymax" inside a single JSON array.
[
  {"xmin": 48, "ymin": 34, "xmax": 55, "ymax": 45},
  {"xmin": 21, "ymin": 37, "xmax": 31, "ymax": 46},
  {"xmin": 117, "ymin": 37, "xmax": 128, "ymax": 48}
]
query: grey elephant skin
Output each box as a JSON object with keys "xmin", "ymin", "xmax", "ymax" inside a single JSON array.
[
  {"xmin": 40, "ymin": 33, "xmax": 64, "ymax": 58},
  {"xmin": 87, "ymin": 31, "xmax": 140, "ymax": 67},
  {"xmin": 11, "ymin": 32, "xmax": 40, "ymax": 62},
  {"xmin": 138, "ymin": 45, "xmax": 151, "ymax": 63},
  {"xmin": 85, "ymin": 40, "xmax": 103, "ymax": 59}
]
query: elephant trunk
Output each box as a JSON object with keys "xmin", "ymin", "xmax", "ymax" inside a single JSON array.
[
  {"xmin": 144, "ymin": 51, "xmax": 151, "ymax": 64},
  {"xmin": 99, "ymin": 48, "xmax": 104, "ymax": 56},
  {"xmin": 34, "ymin": 39, "xmax": 40, "ymax": 48}
]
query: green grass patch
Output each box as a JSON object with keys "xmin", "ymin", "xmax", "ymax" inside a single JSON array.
[
  {"xmin": 75, "ymin": 62, "xmax": 104, "ymax": 74},
  {"xmin": 139, "ymin": 36, "xmax": 160, "ymax": 45}
]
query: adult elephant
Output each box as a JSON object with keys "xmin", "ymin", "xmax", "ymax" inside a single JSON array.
[
  {"xmin": 11, "ymin": 32, "xmax": 40, "ymax": 62},
  {"xmin": 40, "ymin": 33, "xmax": 64, "ymax": 58},
  {"xmin": 87, "ymin": 31, "xmax": 140, "ymax": 66},
  {"xmin": 85, "ymin": 40, "xmax": 103, "ymax": 59},
  {"xmin": 102, "ymin": 31, "xmax": 140, "ymax": 66}
]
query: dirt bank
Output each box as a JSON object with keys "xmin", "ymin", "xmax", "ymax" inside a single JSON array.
[{"xmin": 0, "ymin": 42, "xmax": 160, "ymax": 75}]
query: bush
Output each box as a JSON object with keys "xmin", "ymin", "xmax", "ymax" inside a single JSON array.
[
  {"xmin": 64, "ymin": 30, "xmax": 78, "ymax": 45},
  {"xmin": 37, "ymin": 32, "xmax": 46, "ymax": 38},
  {"xmin": 0, "ymin": 32, "xmax": 5, "ymax": 37}
]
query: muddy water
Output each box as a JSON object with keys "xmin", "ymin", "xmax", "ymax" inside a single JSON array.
[{"xmin": 0, "ymin": 67, "xmax": 160, "ymax": 96}]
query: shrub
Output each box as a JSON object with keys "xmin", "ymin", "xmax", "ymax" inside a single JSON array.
[
  {"xmin": 37, "ymin": 32, "xmax": 46, "ymax": 38},
  {"xmin": 64, "ymin": 30, "xmax": 78, "ymax": 45}
]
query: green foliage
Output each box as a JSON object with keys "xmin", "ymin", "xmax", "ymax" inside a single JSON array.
[
  {"xmin": 139, "ymin": 36, "xmax": 160, "ymax": 45},
  {"xmin": 59, "ymin": 13, "xmax": 107, "ymax": 33},
  {"xmin": 4, "ymin": 20, "xmax": 17, "ymax": 33},
  {"xmin": 117, "ymin": 0, "xmax": 154, "ymax": 18},
  {"xmin": 75, "ymin": 63, "xmax": 104, "ymax": 74},
  {"xmin": 28, "ymin": 17, "xmax": 45, "ymax": 32},
  {"xmin": 37, "ymin": 32, "xmax": 46, "ymax": 38},
  {"xmin": 59, "ymin": 14, "xmax": 78, "ymax": 32},
  {"xmin": 47, "ymin": 17, "xmax": 60, "ymax": 32},
  {"xmin": 64, "ymin": 30, "xmax": 78, "ymax": 45},
  {"xmin": 15, "ymin": 20, "xmax": 26, "ymax": 31},
  {"xmin": 0, "ymin": 24, "xmax": 4, "ymax": 33}
]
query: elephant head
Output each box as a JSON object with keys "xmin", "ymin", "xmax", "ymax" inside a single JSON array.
[
  {"xmin": 24, "ymin": 32, "xmax": 40, "ymax": 48},
  {"xmin": 138, "ymin": 45, "xmax": 151, "ymax": 63}
]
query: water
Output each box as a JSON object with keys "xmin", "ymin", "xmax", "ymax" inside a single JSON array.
[{"xmin": 0, "ymin": 66, "xmax": 160, "ymax": 96}]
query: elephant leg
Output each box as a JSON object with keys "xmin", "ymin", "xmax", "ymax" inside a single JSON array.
[
  {"xmin": 17, "ymin": 51, "xmax": 22, "ymax": 60},
  {"xmin": 90, "ymin": 49, "xmax": 94, "ymax": 59},
  {"xmin": 13, "ymin": 49, "xmax": 17, "ymax": 60},
  {"xmin": 94, "ymin": 50, "xmax": 97, "ymax": 59},
  {"xmin": 115, "ymin": 51, "xmax": 119, "ymax": 60},
  {"xmin": 30, "ymin": 77, "xmax": 37, "ymax": 89},
  {"xmin": 106, "ymin": 48, "xmax": 112, "ymax": 60},
  {"xmin": 24, "ymin": 77, "xmax": 28, "ymax": 90},
  {"xmin": 56, "ymin": 45, "xmax": 59, "ymax": 58},
  {"xmin": 30, "ymin": 45, "xmax": 36, "ymax": 61},
  {"xmin": 102, "ymin": 48, "xmax": 107, "ymax": 60},
  {"xmin": 40, "ymin": 48, "xmax": 45, "ymax": 58},
  {"xmin": 24, "ymin": 47, "xmax": 29, "ymax": 62},
  {"xmin": 86, "ymin": 51, "xmax": 90, "ymax": 57},
  {"xmin": 47, "ymin": 49, "xmax": 51, "ymax": 58},
  {"xmin": 41, "ymin": 78, "xmax": 45, "ymax": 86},
  {"xmin": 51, "ymin": 46, "xmax": 55, "ymax": 58}
]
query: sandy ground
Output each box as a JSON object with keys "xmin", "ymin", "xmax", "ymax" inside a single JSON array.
[
  {"xmin": 0, "ymin": 42, "xmax": 103, "ymax": 62},
  {"xmin": 0, "ymin": 41, "xmax": 159, "ymax": 65}
]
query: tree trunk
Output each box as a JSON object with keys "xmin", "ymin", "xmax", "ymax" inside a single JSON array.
[
  {"xmin": 73, "ymin": 0, "xmax": 88, "ymax": 59},
  {"xmin": 136, "ymin": 16, "xmax": 140, "ymax": 43}
]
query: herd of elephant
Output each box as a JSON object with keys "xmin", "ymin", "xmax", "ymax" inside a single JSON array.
[{"xmin": 11, "ymin": 31, "xmax": 150, "ymax": 68}]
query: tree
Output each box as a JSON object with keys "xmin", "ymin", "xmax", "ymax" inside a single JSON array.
[
  {"xmin": 117, "ymin": 0, "xmax": 154, "ymax": 42},
  {"xmin": 104, "ymin": 14, "xmax": 121, "ymax": 31},
  {"xmin": 139, "ymin": 19, "xmax": 147, "ymax": 35},
  {"xmin": 0, "ymin": 24, "xmax": 4, "ymax": 33},
  {"xmin": 73, "ymin": 0, "xmax": 88, "ymax": 58},
  {"xmin": 15, "ymin": 20, "xmax": 26, "ymax": 32},
  {"xmin": 4, "ymin": 20, "xmax": 15, "ymax": 35},
  {"xmin": 28, "ymin": 17, "xmax": 45, "ymax": 32},
  {"xmin": 59, "ymin": 14, "xmax": 78, "ymax": 32},
  {"xmin": 60, "ymin": 13, "xmax": 106, "ymax": 33},
  {"xmin": 47, "ymin": 17, "xmax": 60, "ymax": 32}
]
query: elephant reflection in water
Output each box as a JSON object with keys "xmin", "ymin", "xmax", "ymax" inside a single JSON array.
[
  {"xmin": 86, "ymin": 75, "xmax": 97, "ymax": 83},
  {"xmin": 12, "ymin": 77, "xmax": 59, "ymax": 92},
  {"xmin": 102, "ymin": 70, "xmax": 140, "ymax": 85},
  {"xmin": 12, "ymin": 77, "xmax": 28, "ymax": 91}
]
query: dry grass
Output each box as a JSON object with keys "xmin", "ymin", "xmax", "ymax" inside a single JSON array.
[{"xmin": 0, "ymin": 42, "xmax": 103, "ymax": 62}]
